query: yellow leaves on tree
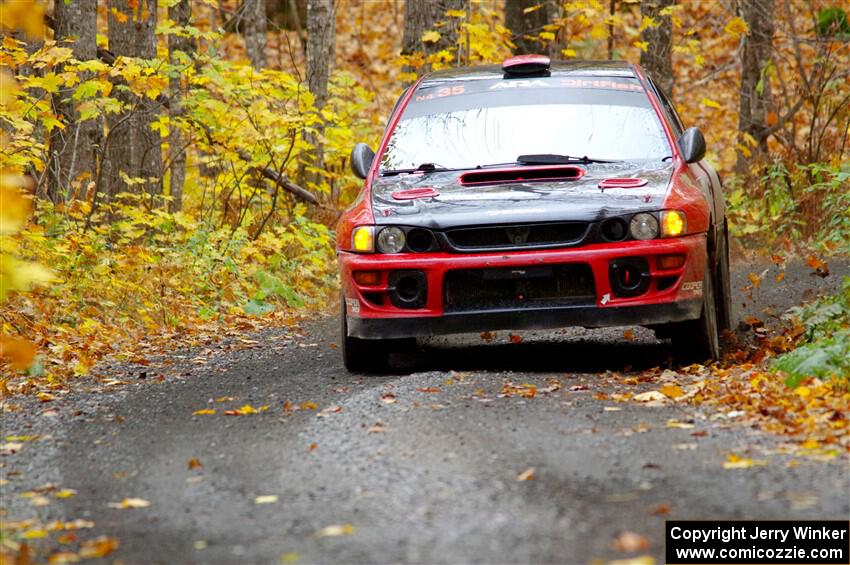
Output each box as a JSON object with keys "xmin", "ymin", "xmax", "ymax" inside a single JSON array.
[
  {"xmin": 0, "ymin": 0, "xmax": 46, "ymax": 39},
  {"xmin": 724, "ymin": 16, "xmax": 750, "ymax": 37}
]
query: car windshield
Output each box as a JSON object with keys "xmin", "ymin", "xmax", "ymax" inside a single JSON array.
[{"xmin": 380, "ymin": 76, "xmax": 671, "ymax": 172}]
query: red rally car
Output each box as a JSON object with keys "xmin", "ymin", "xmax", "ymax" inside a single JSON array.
[{"xmin": 336, "ymin": 55, "xmax": 732, "ymax": 372}]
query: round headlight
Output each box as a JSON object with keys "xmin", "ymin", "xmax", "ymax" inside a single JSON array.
[
  {"xmin": 377, "ymin": 227, "xmax": 406, "ymax": 253},
  {"xmin": 629, "ymin": 213, "xmax": 659, "ymax": 240}
]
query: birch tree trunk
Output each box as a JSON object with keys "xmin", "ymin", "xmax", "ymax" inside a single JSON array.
[
  {"xmin": 48, "ymin": 0, "xmax": 101, "ymax": 203},
  {"xmin": 305, "ymin": 0, "xmax": 335, "ymax": 200},
  {"xmin": 167, "ymin": 0, "xmax": 196, "ymax": 212},
  {"xmin": 242, "ymin": 0, "xmax": 268, "ymax": 69},
  {"xmin": 104, "ymin": 0, "xmax": 163, "ymax": 201},
  {"xmin": 640, "ymin": 0, "xmax": 674, "ymax": 97},
  {"xmin": 736, "ymin": 0, "xmax": 775, "ymax": 173}
]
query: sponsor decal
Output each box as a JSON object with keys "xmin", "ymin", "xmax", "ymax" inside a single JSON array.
[
  {"xmin": 682, "ymin": 280, "xmax": 703, "ymax": 295},
  {"xmin": 601, "ymin": 293, "xmax": 611, "ymax": 305},
  {"xmin": 489, "ymin": 79, "xmax": 550, "ymax": 90}
]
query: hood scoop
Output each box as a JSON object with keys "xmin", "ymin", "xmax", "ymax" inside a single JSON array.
[
  {"xmin": 391, "ymin": 187, "xmax": 440, "ymax": 200},
  {"xmin": 459, "ymin": 165, "xmax": 586, "ymax": 187}
]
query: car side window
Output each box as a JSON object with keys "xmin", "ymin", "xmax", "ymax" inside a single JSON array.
[{"xmin": 648, "ymin": 78, "xmax": 684, "ymax": 137}]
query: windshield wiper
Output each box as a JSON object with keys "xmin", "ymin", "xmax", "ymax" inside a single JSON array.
[
  {"xmin": 381, "ymin": 163, "xmax": 457, "ymax": 176},
  {"xmin": 516, "ymin": 154, "xmax": 620, "ymax": 165}
]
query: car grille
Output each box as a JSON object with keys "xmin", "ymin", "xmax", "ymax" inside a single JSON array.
[
  {"xmin": 445, "ymin": 222, "xmax": 588, "ymax": 251},
  {"xmin": 444, "ymin": 264, "xmax": 595, "ymax": 312}
]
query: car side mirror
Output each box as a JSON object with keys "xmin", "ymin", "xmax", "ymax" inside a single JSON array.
[
  {"xmin": 677, "ymin": 127, "xmax": 706, "ymax": 164},
  {"xmin": 350, "ymin": 143, "xmax": 375, "ymax": 179}
]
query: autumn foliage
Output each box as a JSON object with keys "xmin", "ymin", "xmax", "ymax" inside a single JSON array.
[{"xmin": 1, "ymin": 0, "xmax": 848, "ymax": 396}]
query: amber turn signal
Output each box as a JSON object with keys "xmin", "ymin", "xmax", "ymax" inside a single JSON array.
[
  {"xmin": 660, "ymin": 210, "xmax": 686, "ymax": 237},
  {"xmin": 657, "ymin": 254, "xmax": 686, "ymax": 270},
  {"xmin": 354, "ymin": 271, "xmax": 381, "ymax": 285},
  {"xmin": 351, "ymin": 226, "xmax": 374, "ymax": 252}
]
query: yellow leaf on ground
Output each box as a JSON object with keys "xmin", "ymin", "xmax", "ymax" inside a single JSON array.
[
  {"xmin": 108, "ymin": 497, "xmax": 150, "ymax": 509},
  {"xmin": 254, "ymin": 495, "xmax": 279, "ymax": 504},
  {"xmin": 316, "ymin": 524, "xmax": 355, "ymax": 538},
  {"xmin": 723, "ymin": 453, "xmax": 765, "ymax": 469},
  {"xmin": 633, "ymin": 391, "xmax": 667, "ymax": 402},
  {"xmin": 192, "ymin": 409, "xmax": 215, "ymax": 415},
  {"xmin": 79, "ymin": 536, "xmax": 119, "ymax": 559},
  {"xmin": 659, "ymin": 384, "xmax": 684, "ymax": 399},
  {"xmin": 0, "ymin": 335, "xmax": 37, "ymax": 371},
  {"xmin": 516, "ymin": 467, "xmax": 535, "ymax": 481},
  {"xmin": 55, "ymin": 488, "xmax": 77, "ymax": 499}
]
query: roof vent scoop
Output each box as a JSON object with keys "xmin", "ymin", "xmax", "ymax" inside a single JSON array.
[{"xmin": 501, "ymin": 54, "xmax": 551, "ymax": 78}]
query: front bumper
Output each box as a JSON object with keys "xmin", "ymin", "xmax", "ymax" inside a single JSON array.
[{"xmin": 339, "ymin": 234, "xmax": 707, "ymax": 340}]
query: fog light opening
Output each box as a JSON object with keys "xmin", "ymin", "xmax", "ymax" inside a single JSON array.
[
  {"xmin": 388, "ymin": 270, "xmax": 428, "ymax": 309},
  {"xmin": 396, "ymin": 276, "xmax": 419, "ymax": 301},
  {"xmin": 609, "ymin": 258, "xmax": 650, "ymax": 298}
]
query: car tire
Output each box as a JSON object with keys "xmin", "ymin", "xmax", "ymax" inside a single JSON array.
[
  {"xmin": 714, "ymin": 220, "xmax": 733, "ymax": 332},
  {"xmin": 671, "ymin": 265, "xmax": 721, "ymax": 363},
  {"xmin": 340, "ymin": 299, "xmax": 390, "ymax": 373}
]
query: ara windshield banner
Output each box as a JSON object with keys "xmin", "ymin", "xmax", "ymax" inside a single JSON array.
[{"xmin": 665, "ymin": 520, "xmax": 850, "ymax": 564}]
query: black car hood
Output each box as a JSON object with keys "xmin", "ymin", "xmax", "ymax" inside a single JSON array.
[{"xmin": 371, "ymin": 161, "xmax": 674, "ymax": 229}]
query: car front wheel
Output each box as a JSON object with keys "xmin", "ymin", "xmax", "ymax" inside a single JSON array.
[
  {"xmin": 670, "ymin": 265, "xmax": 721, "ymax": 363},
  {"xmin": 340, "ymin": 299, "xmax": 390, "ymax": 373}
]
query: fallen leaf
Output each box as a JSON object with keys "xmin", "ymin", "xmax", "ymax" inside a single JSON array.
[
  {"xmin": 0, "ymin": 441, "xmax": 24, "ymax": 455},
  {"xmin": 78, "ymin": 536, "xmax": 119, "ymax": 559},
  {"xmin": 775, "ymin": 271, "xmax": 785, "ymax": 283},
  {"xmin": 0, "ymin": 334, "xmax": 37, "ymax": 371},
  {"xmin": 55, "ymin": 488, "xmax": 77, "ymax": 499},
  {"xmin": 254, "ymin": 494, "xmax": 278, "ymax": 504},
  {"xmin": 612, "ymin": 531, "xmax": 651, "ymax": 552},
  {"xmin": 633, "ymin": 391, "xmax": 666, "ymax": 402},
  {"xmin": 666, "ymin": 419, "xmax": 694, "ymax": 429},
  {"xmin": 806, "ymin": 255, "xmax": 829, "ymax": 277},
  {"xmin": 658, "ymin": 384, "xmax": 684, "ymax": 399},
  {"xmin": 30, "ymin": 495, "xmax": 51, "ymax": 506},
  {"xmin": 308, "ymin": 442, "xmax": 317, "ymax": 452},
  {"xmin": 380, "ymin": 393, "xmax": 397, "ymax": 404},
  {"xmin": 509, "ymin": 333, "xmax": 523, "ymax": 344},
  {"xmin": 479, "ymin": 331, "xmax": 496, "ymax": 342},
  {"xmin": 225, "ymin": 404, "xmax": 269, "ymax": 416},
  {"xmin": 747, "ymin": 271, "xmax": 762, "ymax": 288},
  {"xmin": 417, "ymin": 387, "xmax": 440, "ymax": 393},
  {"xmin": 48, "ymin": 551, "xmax": 81, "ymax": 564},
  {"xmin": 187, "ymin": 458, "xmax": 202, "ymax": 470},
  {"xmin": 108, "ymin": 497, "xmax": 150, "ymax": 509},
  {"xmin": 516, "ymin": 467, "xmax": 535, "ymax": 481},
  {"xmin": 368, "ymin": 422, "xmax": 387, "ymax": 433},
  {"xmin": 192, "ymin": 409, "xmax": 215, "ymax": 415},
  {"xmin": 316, "ymin": 524, "xmax": 355, "ymax": 538},
  {"xmin": 723, "ymin": 453, "xmax": 766, "ymax": 469},
  {"xmin": 281, "ymin": 552, "xmax": 300, "ymax": 563},
  {"xmin": 299, "ymin": 401, "xmax": 318, "ymax": 410},
  {"xmin": 650, "ymin": 503, "xmax": 671, "ymax": 515},
  {"xmin": 623, "ymin": 329, "xmax": 636, "ymax": 341}
]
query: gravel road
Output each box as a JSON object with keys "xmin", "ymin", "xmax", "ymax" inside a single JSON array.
[{"xmin": 1, "ymin": 258, "xmax": 847, "ymax": 564}]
